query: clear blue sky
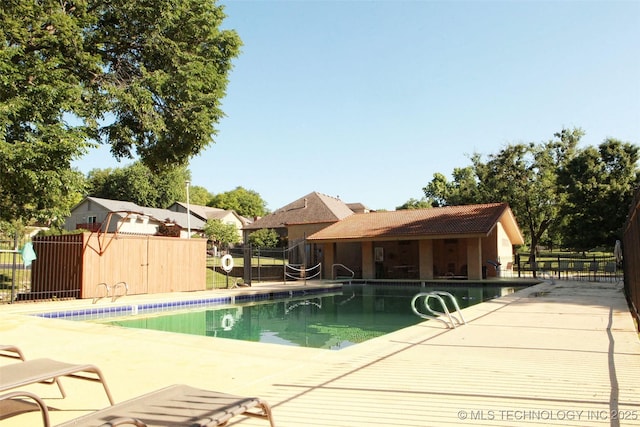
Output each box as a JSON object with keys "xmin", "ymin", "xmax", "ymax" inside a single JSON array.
[{"xmin": 74, "ymin": 0, "xmax": 640, "ymax": 212}]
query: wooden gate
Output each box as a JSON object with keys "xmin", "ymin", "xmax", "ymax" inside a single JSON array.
[{"xmin": 30, "ymin": 233, "xmax": 206, "ymax": 300}]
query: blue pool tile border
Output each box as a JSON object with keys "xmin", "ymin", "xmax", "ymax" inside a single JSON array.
[{"xmin": 32, "ymin": 286, "xmax": 342, "ymax": 321}]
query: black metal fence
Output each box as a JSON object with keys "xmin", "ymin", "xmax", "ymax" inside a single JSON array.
[
  {"xmin": 1, "ymin": 234, "xmax": 87, "ymax": 302},
  {"xmin": 207, "ymin": 240, "xmax": 314, "ymax": 288},
  {"xmin": 623, "ymin": 187, "xmax": 640, "ymax": 332},
  {"xmin": 513, "ymin": 254, "xmax": 620, "ymax": 281},
  {"xmin": 233, "ymin": 243, "xmax": 308, "ymax": 284},
  {"xmin": 0, "ymin": 234, "xmax": 33, "ymax": 303}
]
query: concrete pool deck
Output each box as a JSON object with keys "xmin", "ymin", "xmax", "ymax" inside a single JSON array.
[{"xmin": 1, "ymin": 279, "xmax": 639, "ymax": 426}]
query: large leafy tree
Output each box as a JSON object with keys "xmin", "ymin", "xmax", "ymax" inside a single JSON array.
[
  {"xmin": 558, "ymin": 139, "xmax": 639, "ymax": 250},
  {"xmin": 423, "ymin": 165, "xmax": 484, "ymax": 207},
  {"xmin": 209, "ymin": 187, "xmax": 268, "ymax": 219},
  {"xmin": 87, "ymin": 162, "xmax": 190, "ymax": 208},
  {"xmin": 91, "ymin": 0, "xmax": 241, "ymax": 169},
  {"xmin": 248, "ymin": 228, "xmax": 280, "ymax": 249},
  {"xmin": 187, "ymin": 185, "xmax": 213, "ymax": 206},
  {"xmin": 0, "ymin": 1, "xmax": 99, "ymax": 226},
  {"xmin": 1, "ymin": 0, "xmax": 241, "ymax": 226},
  {"xmin": 423, "ymin": 128, "xmax": 583, "ymax": 273},
  {"xmin": 396, "ymin": 198, "xmax": 432, "ymax": 210},
  {"xmin": 203, "ymin": 219, "xmax": 240, "ymax": 250}
]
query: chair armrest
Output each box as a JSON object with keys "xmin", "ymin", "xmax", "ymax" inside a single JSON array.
[{"xmin": 0, "ymin": 390, "xmax": 51, "ymax": 427}]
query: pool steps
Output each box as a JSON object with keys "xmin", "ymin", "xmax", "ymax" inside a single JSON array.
[{"xmin": 411, "ymin": 291, "xmax": 467, "ymax": 328}]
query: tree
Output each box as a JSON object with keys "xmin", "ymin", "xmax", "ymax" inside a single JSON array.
[
  {"xmin": 558, "ymin": 138, "xmax": 640, "ymax": 250},
  {"xmin": 90, "ymin": 0, "xmax": 242, "ymax": 170},
  {"xmin": 396, "ymin": 198, "xmax": 432, "ymax": 210},
  {"xmin": 188, "ymin": 186, "xmax": 213, "ymax": 206},
  {"xmin": 1, "ymin": 1, "xmax": 97, "ymax": 225},
  {"xmin": 1, "ymin": 0, "xmax": 241, "ymax": 225},
  {"xmin": 209, "ymin": 187, "xmax": 268, "ymax": 218},
  {"xmin": 422, "ymin": 128, "xmax": 583, "ymax": 274},
  {"xmin": 473, "ymin": 129, "xmax": 584, "ymax": 269},
  {"xmin": 203, "ymin": 219, "xmax": 240, "ymax": 250},
  {"xmin": 87, "ymin": 162, "xmax": 190, "ymax": 208},
  {"xmin": 248, "ymin": 228, "xmax": 280, "ymax": 249},
  {"xmin": 423, "ymin": 166, "xmax": 484, "ymax": 207}
]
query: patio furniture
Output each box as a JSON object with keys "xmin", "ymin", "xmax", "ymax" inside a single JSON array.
[
  {"xmin": 0, "ymin": 390, "xmax": 52, "ymax": 427},
  {"xmin": 572, "ymin": 261, "xmax": 586, "ymax": 280},
  {"xmin": 0, "ymin": 358, "xmax": 114, "ymax": 405},
  {"xmin": 557, "ymin": 260, "xmax": 571, "ymax": 279},
  {"xmin": 1, "ymin": 384, "xmax": 276, "ymax": 427},
  {"xmin": 0, "ymin": 346, "xmax": 65, "ymax": 395},
  {"xmin": 0, "ymin": 344, "xmax": 26, "ymax": 361},
  {"xmin": 604, "ymin": 262, "xmax": 617, "ymax": 282},
  {"xmin": 588, "ymin": 261, "xmax": 599, "ymax": 281}
]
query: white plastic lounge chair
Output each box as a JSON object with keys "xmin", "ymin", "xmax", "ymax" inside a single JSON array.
[
  {"xmin": 0, "ymin": 358, "xmax": 114, "ymax": 405},
  {"xmin": 1, "ymin": 384, "xmax": 276, "ymax": 427}
]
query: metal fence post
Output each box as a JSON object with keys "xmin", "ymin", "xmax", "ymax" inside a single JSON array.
[{"xmin": 10, "ymin": 233, "xmax": 18, "ymax": 303}]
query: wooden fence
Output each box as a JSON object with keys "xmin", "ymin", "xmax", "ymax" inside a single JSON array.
[
  {"xmin": 623, "ymin": 187, "xmax": 640, "ymax": 332},
  {"xmin": 29, "ymin": 232, "xmax": 206, "ymax": 300}
]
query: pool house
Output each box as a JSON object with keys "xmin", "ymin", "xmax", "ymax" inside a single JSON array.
[{"xmin": 307, "ymin": 203, "xmax": 524, "ymax": 281}]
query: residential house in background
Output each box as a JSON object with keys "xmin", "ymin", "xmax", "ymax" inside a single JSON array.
[
  {"xmin": 64, "ymin": 197, "xmax": 205, "ymax": 238},
  {"xmin": 168, "ymin": 202, "xmax": 249, "ymax": 243},
  {"xmin": 242, "ymin": 192, "xmax": 357, "ymax": 263}
]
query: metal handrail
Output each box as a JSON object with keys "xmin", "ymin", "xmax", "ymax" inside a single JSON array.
[
  {"xmin": 111, "ymin": 281, "xmax": 128, "ymax": 302},
  {"xmin": 332, "ymin": 263, "xmax": 355, "ymax": 279},
  {"xmin": 285, "ymin": 263, "xmax": 322, "ymax": 281},
  {"xmin": 411, "ymin": 291, "xmax": 467, "ymax": 329},
  {"xmin": 92, "ymin": 283, "xmax": 110, "ymax": 304}
]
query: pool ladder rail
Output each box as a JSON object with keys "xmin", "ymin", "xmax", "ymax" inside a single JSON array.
[
  {"xmin": 411, "ymin": 291, "xmax": 467, "ymax": 329},
  {"xmin": 93, "ymin": 281, "xmax": 128, "ymax": 304}
]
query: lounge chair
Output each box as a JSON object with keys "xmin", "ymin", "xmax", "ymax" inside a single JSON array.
[
  {"xmin": 0, "ymin": 344, "xmax": 26, "ymax": 361},
  {"xmin": 572, "ymin": 261, "xmax": 586, "ymax": 280},
  {"xmin": 0, "ymin": 358, "xmax": 114, "ymax": 405},
  {"xmin": 604, "ymin": 262, "xmax": 617, "ymax": 282},
  {"xmin": 588, "ymin": 261, "xmax": 599, "ymax": 281},
  {"xmin": 2, "ymin": 384, "xmax": 276, "ymax": 427},
  {"xmin": 0, "ymin": 345, "xmax": 65, "ymax": 396},
  {"xmin": 557, "ymin": 260, "xmax": 570, "ymax": 279}
]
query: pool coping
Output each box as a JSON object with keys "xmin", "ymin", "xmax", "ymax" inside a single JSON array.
[{"xmin": 31, "ymin": 286, "xmax": 342, "ymax": 321}]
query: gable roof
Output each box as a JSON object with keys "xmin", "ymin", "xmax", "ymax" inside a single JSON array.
[
  {"xmin": 170, "ymin": 202, "xmax": 225, "ymax": 221},
  {"xmin": 244, "ymin": 192, "xmax": 354, "ymax": 230},
  {"xmin": 169, "ymin": 202, "xmax": 250, "ymax": 225},
  {"xmin": 81, "ymin": 197, "xmax": 205, "ymax": 230},
  {"xmin": 346, "ymin": 202, "xmax": 371, "ymax": 213},
  {"xmin": 307, "ymin": 203, "xmax": 524, "ymax": 244}
]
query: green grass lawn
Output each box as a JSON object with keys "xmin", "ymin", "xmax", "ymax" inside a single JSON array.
[{"xmin": 206, "ymin": 255, "xmax": 288, "ymax": 289}]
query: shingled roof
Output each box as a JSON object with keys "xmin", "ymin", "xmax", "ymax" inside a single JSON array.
[
  {"xmin": 243, "ymin": 192, "xmax": 354, "ymax": 230},
  {"xmin": 307, "ymin": 203, "xmax": 524, "ymax": 243},
  {"xmin": 83, "ymin": 197, "xmax": 205, "ymax": 230},
  {"xmin": 170, "ymin": 202, "xmax": 250, "ymax": 225}
]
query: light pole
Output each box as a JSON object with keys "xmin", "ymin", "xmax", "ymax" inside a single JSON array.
[{"xmin": 185, "ymin": 180, "xmax": 191, "ymax": 238}]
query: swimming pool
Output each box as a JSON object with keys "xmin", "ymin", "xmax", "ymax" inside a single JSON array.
[{"xmin": 95, "ymin": 283, "xmax": 527, "ymax": 350}]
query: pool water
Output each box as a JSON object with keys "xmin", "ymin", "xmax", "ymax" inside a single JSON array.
[{"xmin": 99, "ymin": 283, "xmax": 526, "ymax": 350}]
